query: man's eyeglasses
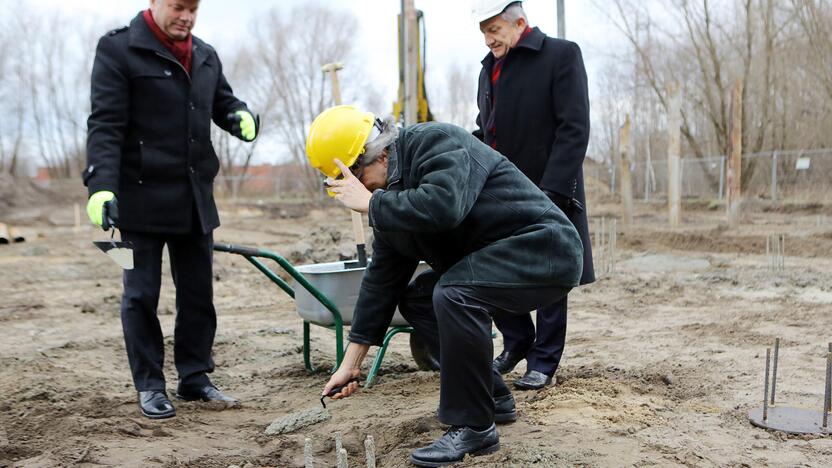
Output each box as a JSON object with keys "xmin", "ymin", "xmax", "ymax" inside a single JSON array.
[
  {"xmin": 346, "ymin": 118, "xmax": 384, "ymax": 179},
  {"xmin": 348, "ymin": 154, "xmax": 366, "ymax": 179}
]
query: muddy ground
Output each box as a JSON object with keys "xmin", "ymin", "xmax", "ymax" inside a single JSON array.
[{"xmin": 2, "ymin": 188, "xmax": 832, "ymax": 467}]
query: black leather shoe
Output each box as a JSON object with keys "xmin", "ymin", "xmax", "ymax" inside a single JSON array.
[
  {"xmin": 410, "ymin": 424, "xmax": 500, "ymax": 467},
  {"xmin": 138, "ymin": 390, "xmax": 176, "ymax": 419},
  {"xmin": 493, "ymin": 393, "xmax": 517, "ymax": 423},
  {"xmin": 513, "ymin": 370, "xmax": 553, "ymax": 390},
  {"xmin": 175, "ymin": 385, "xmax": 240, "ymax": 407},
  {"xmin": 492, "ymin": 349, "xmax": 528, "ymax": 375}
]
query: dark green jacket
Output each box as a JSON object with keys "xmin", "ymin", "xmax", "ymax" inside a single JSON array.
[{"xmin": 349, "ymin": 123, "xmax": 583, "ymax": 346}]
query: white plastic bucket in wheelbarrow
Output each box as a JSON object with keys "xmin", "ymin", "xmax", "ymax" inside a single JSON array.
[{"xmin": 292, "ymin": 260, "xmax": 430, "ymax": 327}]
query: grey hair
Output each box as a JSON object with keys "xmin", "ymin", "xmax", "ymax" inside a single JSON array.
[
  {"xmin": 501, "ymin": 2, "xmax": 527, "ymax": 23},
  {"xmin": 362, "ymin": 115, "xmax": 399, "ymax": 165}
]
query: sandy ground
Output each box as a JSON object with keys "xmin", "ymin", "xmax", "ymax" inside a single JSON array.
[{"xmin": 2, "ymin": 194, "xmax": 832, "ymax": 468}]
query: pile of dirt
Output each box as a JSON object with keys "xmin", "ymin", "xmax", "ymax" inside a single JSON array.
[{"xmin": 0, "ymin": 175, "xmax": 67, "ymax": 218}]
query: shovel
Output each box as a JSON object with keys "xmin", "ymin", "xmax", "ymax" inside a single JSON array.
[{"xmin": 92, "ymin": 199, "xmax": 134, "ymax": 270}]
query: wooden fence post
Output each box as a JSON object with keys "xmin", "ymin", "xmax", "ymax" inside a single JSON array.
[
  {"xmin": 618, "ymin": 114, "xmax": 633, "ymax": 228},
  {"xmin": 726, "ymin": 79, "xmax": 743, "ymax": 225},
  {"xmin": 667, "ymin": 83, "xmax": 682, "ymax": 227}
]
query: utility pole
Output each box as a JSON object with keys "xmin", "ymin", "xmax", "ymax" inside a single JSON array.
[
  {"xmin": 557, "ymin": 0, "xmax": 566, "ymax": 39},
  {"xmin": 403, "ymin": 0, "xmax": 419, "ymax": 126}
]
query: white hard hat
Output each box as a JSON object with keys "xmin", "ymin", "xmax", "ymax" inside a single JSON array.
[{"xmin": 471, "ymin": 0, "xmax": 522, "ymax": 24}]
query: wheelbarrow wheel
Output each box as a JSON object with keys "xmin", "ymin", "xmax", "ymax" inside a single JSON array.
[{"xmin": 409, "ymin": 333, "xmax": 440, "ymax": 371}]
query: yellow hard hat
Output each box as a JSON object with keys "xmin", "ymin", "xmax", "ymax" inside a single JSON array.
[{"xmin": 306, "ymin": 105, "xmax": 375, "ymax": 179}]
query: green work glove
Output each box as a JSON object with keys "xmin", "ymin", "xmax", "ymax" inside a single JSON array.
[
  {"xmin": 86, "ymin": 190, "xmax": 115, "ymax": 227},
  {"xmin": 228, "ymin": 110, "xmax": 258, "ymax": 141}
]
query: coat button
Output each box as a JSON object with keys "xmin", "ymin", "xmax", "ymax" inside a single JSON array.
[
  {"xmin": 164, "ymin": 70, "xmax": 172, "ymax": 76},
  {"xmin": 188, "ymin": 137, "xmax": 195, "ymax": 144},
  {"xmin": 189, "ymin": 166, "xmax": 196, "ymax": 173},
  {"xmin": 189, "ymin": 102, "xmax": 195, "ymax": 110}
]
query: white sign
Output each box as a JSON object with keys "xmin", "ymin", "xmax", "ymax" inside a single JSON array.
[{"xmin": 795, "ymin": 157, "xmax": 811, "ymax": 170}]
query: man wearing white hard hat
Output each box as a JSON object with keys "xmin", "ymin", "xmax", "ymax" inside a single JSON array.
[{"xmin": 472, "ymin": 0, "xmax": 594, "ymax": 390}]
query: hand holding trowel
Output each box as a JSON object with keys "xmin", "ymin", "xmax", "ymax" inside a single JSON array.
[{"xmin": 90, "ymin": 194, "xmax": 134, "ymax": 270}]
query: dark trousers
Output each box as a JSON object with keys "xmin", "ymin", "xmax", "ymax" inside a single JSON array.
[
  {"xmin": 492, "ymin": 295, "xmax": 568, "ymax": 376},
  {"xmin": 398, "ymin": 270, "xmax": 569, "ymax": 427},
  {"xmin": 120, "ymin": 228, "xmax": 216, "ymax": 392}
]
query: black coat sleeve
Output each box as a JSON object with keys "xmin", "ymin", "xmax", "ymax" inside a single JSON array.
[
  {"xmin": 539, "ymin": 42, "xmax": 590, "ymax": 198},
  {"xmin": 348, "ymin": 234, "xmax": 419, "ymax": 346},
  {"xmin": 210, "ymin": 49, "xmax": 249, "ymax": 135},
  {"xmin": 473, "ymin": 112, "xmax": 484, "ymax": 142},
  {"xmin": 85, "ymin": 35, "xmax": 128, "ymax": 196}
]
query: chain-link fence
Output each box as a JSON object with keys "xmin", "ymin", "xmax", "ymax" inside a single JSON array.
[{"xmin": 585, "ymin": 149, "xmax": 832, "ymax": 203}]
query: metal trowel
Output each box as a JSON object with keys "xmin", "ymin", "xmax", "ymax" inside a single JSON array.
[{"xmin": 92, "ymin": 199, "xmax": 134, "ymax": 270}]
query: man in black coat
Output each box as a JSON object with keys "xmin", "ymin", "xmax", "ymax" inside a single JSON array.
[
  {"xmin": 309, "ymin": 106, "xmax": 583, "ymax": 466},
  {"xmin": 473, "ymin": 1, "xmax": 594, "ymax": 390},
  {"xmin": 83, "ymin": 0, "xmax": 257, "ymax": 419}
]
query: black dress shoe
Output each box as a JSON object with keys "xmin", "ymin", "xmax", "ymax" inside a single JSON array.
[
  {"xmin": 513, "ymin": 370, "xmax": 553, "ymax": 390},
  {"xmin": 493, "ymin": 393, "xmax": 517, "ymax": 423},
  {"xmin": 175, "ymin": 385, "xmax": 239, "ymax": 406},
  {"xmin": 492, "ymin": 349, "xmax": 528, "ymax": 374},
  {"xmin": 410, "ymin": 424, "xmax": 500, "ymax": 467},
  {"xmin": 138, "ymin": 390, "xmax": 176, "ymax": 419}
]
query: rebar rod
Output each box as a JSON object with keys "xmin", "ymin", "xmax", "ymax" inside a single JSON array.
[
  {"xmin": 338, "ymin": 448, "xmax": 349, "ymax": 468},
  {"xmin": 763, "ymin": 347, "xmax": 771, "ymax": 421},
  {"xmin": 365, "ymin": 435, "xmax": 376, "ymax": 468},
  {"xmin": 771, "ymin": 338, "xmax": 780, "ymax": 405},
  {"xmin": 825, "ymin": 348, "xmax": 832, "ymax": 429},
  {"xmin": 304, "ymin": 438, "xmax": 313, "ymax": 468},
  {"xmin": 335, "ymin": 431, "xmax": 343, "ymax": 457}
]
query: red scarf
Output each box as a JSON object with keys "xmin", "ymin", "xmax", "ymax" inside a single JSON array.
[
  {"xmin": 142, "ymin": 9, "xmax": 193, "ymax": 73},
  {"xmin": 490, "ymin": 26, "xmax": 532, "ymax": 85}
]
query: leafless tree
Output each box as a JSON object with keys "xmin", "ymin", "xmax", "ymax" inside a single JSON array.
[
  {"xmin": 593, "ymin": 0, "xmax": 826, "ymax": 192},
  {"xmin": 441, "ymin": 63, "xmax": 478, "ymax": 130},
  {"xmin": 237, "ymin": 5, "xmax": 364, "ymax": 196}
]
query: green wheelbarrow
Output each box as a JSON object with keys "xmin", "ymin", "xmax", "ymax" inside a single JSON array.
[{"xmin": 214, "ymin": 243, "xmax": 436, "ymax": 387}]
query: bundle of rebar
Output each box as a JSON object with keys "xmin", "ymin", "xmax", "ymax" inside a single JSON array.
[
  {"xmin": 766, "ymin": 234, "xmax": 785, "ymax": 271},
  {"xmin": 303, "ymin": 433, "xmax": 377, "ymax": 468}
]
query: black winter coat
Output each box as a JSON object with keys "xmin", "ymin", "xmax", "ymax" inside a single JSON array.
[
  {"xmin": 84, "ymin": 12, "xmax": 250, "ymax": 234},
  {"xmin": 475, "ymin": 27, "xmax": 594, "ymax": 284},
  {"xmin": 348, "ymin": 123, "xmax": 584, "ymax": 346}
]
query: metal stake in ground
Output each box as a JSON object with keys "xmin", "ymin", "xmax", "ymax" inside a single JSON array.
[
  {"xmin": 771, "ymin": 338, "xmax": 780, "ymax": 405},
  {"xmin": 338, "ymin": 448, "xmax": 349, "ymax": 468},
  {"xmin": 828, "ymin": 343, "xmax": 832, "ymax": 425},
  {"xmin": 763, "ymin": 347, "xmax": 771, "ymax": 421},
  {"xmin": 365, "ymin": 435, "xmax": 376, "ymax": 468},
  {"xmin": 335, "ymin": 430, "xmax": 343, "ymax": 456},
  {"xmin": 304, "ymin": 437, "xmax": 314, "ymax": 468},
  {"xmin": 824, "ymin": 348, "xmax": 832, "ymax": 430},
  {"xmin": 322, "ymin": 62, "xmax": 367, "ymax": 267}
]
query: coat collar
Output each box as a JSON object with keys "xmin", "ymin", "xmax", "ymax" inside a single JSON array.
[
  {"xmin": 480, "ymin": 26, "xmax": 545, "ymax": 67},
  {"xmin": 386, "ymin": 137, "xmax": 402, "ymax": 187},
  {"xmin": 127, "ymin": 11, "xmax": 209, "ymax": 74}
]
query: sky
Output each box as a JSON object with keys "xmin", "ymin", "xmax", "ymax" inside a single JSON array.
[{"xmin": 24, "ymin": 0, "xmax": 626, "ymax": 163}]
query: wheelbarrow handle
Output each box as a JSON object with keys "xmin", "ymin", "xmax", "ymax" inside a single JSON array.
[{"xmin": 214, "ymin": 243, "xmax": 262, "ymax": 257}]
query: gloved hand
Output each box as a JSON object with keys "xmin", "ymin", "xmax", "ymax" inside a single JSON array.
[
  {"xmin": 227, "ymin": 110, "xmax": 258, "ymax": 141},
  {"xmin": 86, "ymin": 190, "xmax": 116, "ymax": 227}
]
